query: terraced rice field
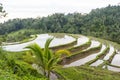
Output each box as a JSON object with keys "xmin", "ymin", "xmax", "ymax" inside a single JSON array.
[
  {"xmin": 2, "ymin": 33, "xmax": 120, "ymax": 72},
  {"xmin": 111, "ymin": 54, "xmax": 120, "ymax": 66},
  {"xmin": 3, "ymin": 34, "xmax": 76, "ymax": 51},
  {"xmin": 64, "ymin": 44, "xmax": 106, "ymax": 67}
]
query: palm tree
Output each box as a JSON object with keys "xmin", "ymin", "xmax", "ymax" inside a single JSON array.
[{"xmin": 26, "ymin": 38, "xmax": 70, "ymax": 79}]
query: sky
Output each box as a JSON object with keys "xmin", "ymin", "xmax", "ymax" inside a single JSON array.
[{"xmin": 0, "ymin": 0, "xmax": 120, "ymax": 22}]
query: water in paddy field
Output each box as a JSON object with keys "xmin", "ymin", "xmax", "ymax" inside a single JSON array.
[
  {"xmin": 91, "ymin": 45, "xmax": 115, "ymax": 67},
  {"xmin": 83, "ymin": 40, "xmax": 100, "ymax": 50},
  {"xmin": 2, "ymin": 34, "xmax": 75, "ymax": 52},
  {"xmin": 74, "ymin": 36, "xmax": 89, "ymax": 47},
  {"xmin": 111, "ymin": 54, "xmax": 120, "ymax": 66},
  {"xmin": 90, "ymin": 60, "xmax": 104, "ymax": 67},
  {"xmin": 107, "ymin": 65, "xmax": 120, "ymax": 72},
  {"xmin": 103, "ymin": 45, "xmax": 114, "ymax": 60},
  {"xmin": 64, "ymin": 44, "xmax": 106, "ymax": 67}
]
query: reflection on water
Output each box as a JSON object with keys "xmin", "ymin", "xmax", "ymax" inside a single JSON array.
[
  {"xmin": 83, "ymin": 40, "xmax": 100, "ymax": 51},
  {"xmin": 103, "ymin": 45, "xmax": 114, "ymax": 60},
  {"xmin": 107, "ymin": 65, "xmax": 120, "ymax": 72},
  {"xmin": 74, "ymin": 36, "xmax": 89, "ymax": 47},
  {"xmin": 3, "ymin": 34, "xmax": 75, "ymax": 52},
  {"xmin": 90, "ymin": 60, "xmax": 103, "ymax": 66},
  {"xmin": 64, "ymin": 45, "xmax": 106, "ymax": 67},
  {"xmin": 91, "ymin": 45, "xmax": 115, "ymax": 67},
  {"xmin": 111, "ymin": 54, "xmax": 120, "ymax": 66}
]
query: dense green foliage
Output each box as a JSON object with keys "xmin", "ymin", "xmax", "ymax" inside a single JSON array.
[
  {"xmin": 81, "ymin": 5, "xmax": 120, "ymax": 43},
  {"xmin": 0, "ymin": 48, "xmax": 47, "ymax": 80},
  {"xmin": 0, "ymin": 5, "xmax": 120, "ymax": 43},
  {"xmin": 6, "ymin": 29, "xmax": 37, "ymax": 42}
]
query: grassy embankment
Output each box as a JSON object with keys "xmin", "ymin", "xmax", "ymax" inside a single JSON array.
[
  {"xmin": 4, "ymin": 29, "xmax": 38, "ymax": 44},
  {"xmin": 56, "ymin": 66, "xmax": 120, "ymax": 80},
  {"xmin": 61, "ymin": 43, "xmax": 102, "ymax": 65}
]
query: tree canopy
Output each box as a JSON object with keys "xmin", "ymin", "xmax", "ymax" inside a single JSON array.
[
  {"xmin": 0, "ymin": 3, "xmax": 7, "ymax": 18},
  {"xmin": 0, "ymin": 5, "xmax": 120, "ymax": 43}
]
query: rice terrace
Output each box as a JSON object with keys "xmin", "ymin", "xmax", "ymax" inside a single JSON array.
[
  {"xmin": 1, "ymin": 33, "xmax": 120, "ymax": 80},
  {"xmin": 1, "ymin": 0, "xmax": 120, "ymax": 80}
]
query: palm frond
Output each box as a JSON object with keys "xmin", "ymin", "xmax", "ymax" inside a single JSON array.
[
  {"xmin": 46, "ymin": 58, "xmax": 55, "ymax": 70},
  {"xmin": 44, "ymin": 38, "xmax": 53, "ymax": 61},
  {"xmin": 25, "ymin": 43, "xmax": 44, "ymax": 67}
]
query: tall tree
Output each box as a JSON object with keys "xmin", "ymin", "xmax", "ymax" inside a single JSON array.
[{"xmin": 0, "ymin": 3, "xmax": 7, "ymax": 18}]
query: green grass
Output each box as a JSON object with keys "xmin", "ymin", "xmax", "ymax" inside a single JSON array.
[
  {"xmin": 5, "ymin": 29, "xmax": 38, "ymax": 43},
  {"xmin": 0, "ymin": 59, "xmax": 47, "ymax": 80},
  {"xmin": 56, "ymin": 66, "xmax": 120, "ymax": 80}
]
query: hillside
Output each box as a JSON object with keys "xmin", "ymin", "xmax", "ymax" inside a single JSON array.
[
  {"xmin": 1, "ymin": 33, "xmax": 120, "ymax": 80},
  {"xmin": 0, "ymin": 5, "xmax": 120, "ymax": 44},
  {"xmin": 0, "ymin": 4, "xmax": 120, "ymax": 80}
]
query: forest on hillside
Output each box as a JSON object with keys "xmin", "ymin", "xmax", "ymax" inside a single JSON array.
[{"xmin": 0, "ymin": 5, "xmax": 120, "ymax": 43}]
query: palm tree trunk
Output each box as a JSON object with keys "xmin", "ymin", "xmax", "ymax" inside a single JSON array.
[
  {"xmin": 47, "ymin": 70, "xmax": 51, "ymax": 80},
  {"xmin": 43, "ymin": 69, "xmax": 46, "ymax": 76}
]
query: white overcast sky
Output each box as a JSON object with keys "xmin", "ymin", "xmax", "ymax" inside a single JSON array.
[{"xmin": 0, "ymin": 0, "xmax": 120, "ymax": 22}]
